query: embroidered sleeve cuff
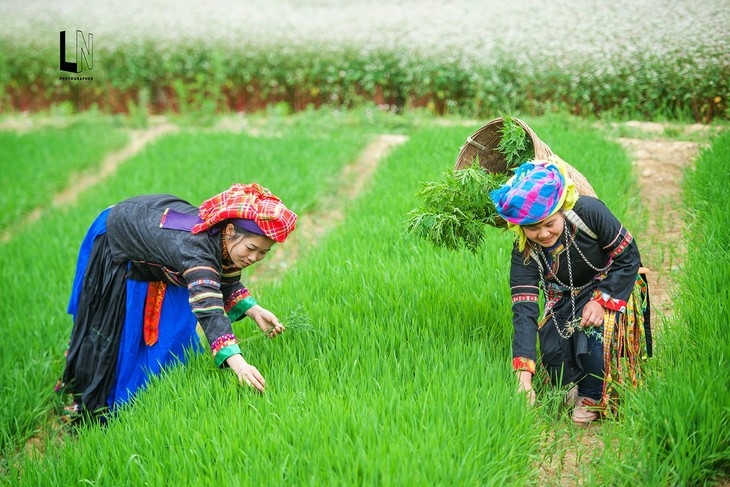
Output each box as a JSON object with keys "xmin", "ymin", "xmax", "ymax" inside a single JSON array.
[
  {"xmin": 512, "ymin": 357, "xmax": 536, "ymax": 374},
  {"xmin": 591, "ymin": 289, "xmax": 627, "ymax": 313},
  {"xmin": 212, "ymin": 344, "xmax": 242, "ymax": 368},
  {"xmin": 211, "ymin": 334, "xmax": 242, "ymax": 367},
  {"xmin": 227, "ymin": 296, "xmax": 257, "ymax": 322}
]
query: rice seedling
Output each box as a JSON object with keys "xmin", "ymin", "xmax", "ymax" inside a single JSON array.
[
  {"xmin": 589, "ymin": 129, "xmax": 730, "ymax": 485},
  {"xmin": 5, "ymin": 119, "xmax": 545, "ymax": 485},
  {"xmin": 237, "ymin": 305, "xmax": 316, "ymax": 343},
  {"xmin": 0, "ymin": 113, "xmax": 372, "ymax": 471},
  {"xmin": 0, "ymin": 119, "xmax": 128, "ymax": 232}
]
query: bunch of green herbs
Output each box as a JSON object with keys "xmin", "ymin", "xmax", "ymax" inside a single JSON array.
[
  {"xmin": 404, "ymin": 116, "xmax": 534, "ymax": 252},
  {"xmin": 404, "ymin": 161, "xmax": 508, "ymax": 253},
  {"xmin": 498, "ymin": 115, "xmax": 535, "ymax": 166},
  {"xmin": 241, "ymin": 305, "xmax": 315, "ymax": 342}
]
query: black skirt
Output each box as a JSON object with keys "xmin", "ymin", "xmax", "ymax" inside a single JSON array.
[{"xmin": 63, "ymin": 233, "xmax": 128, "ymax": 414}]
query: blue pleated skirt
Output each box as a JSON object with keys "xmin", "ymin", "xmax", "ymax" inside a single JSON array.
[{"xmin": 65, "ymin": 208, "xmax": 202, "ymax": 413}]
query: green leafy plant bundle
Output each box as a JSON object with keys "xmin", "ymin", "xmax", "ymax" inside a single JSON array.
[
  {"xmin": 498, "ymin": 115, "xmax": 535, "ymax": 166},
  {"xmin": 242, "ymin": 305, "xmax": 314, "ymax": 342},
  {"xmin": 404, "ymin": 116, "xmax": 535, "ymax": 252},
  {"xmin": 404, "ymin": 162, "xmax": 509, "ymax": 253}
]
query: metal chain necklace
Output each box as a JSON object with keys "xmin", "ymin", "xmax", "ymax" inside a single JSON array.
[
  {"xmin": 563, "ymin": 223, "xmax": 612, "ymax": 273},
  {"xmin": 533, "ymin": 222, "xmax": 584, "ymax": 339}
]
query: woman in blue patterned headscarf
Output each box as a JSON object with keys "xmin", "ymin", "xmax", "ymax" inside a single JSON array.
[{"xmin": 490, "ymin": 157, "xmax": 651, "ymax": 424}]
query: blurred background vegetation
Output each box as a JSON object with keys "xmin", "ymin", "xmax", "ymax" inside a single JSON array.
[{"xmin": 1, "ymin": 0, "xmax": 728, "ymax": 122}]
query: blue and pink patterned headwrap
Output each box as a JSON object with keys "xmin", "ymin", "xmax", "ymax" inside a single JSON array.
[
  {"xmin": 490, "ymin": 161, "xmax": 566, "ymax": 225},
  {"xmin": 489, "ymin": 157, "xmax": 579, "ymax": 250}
]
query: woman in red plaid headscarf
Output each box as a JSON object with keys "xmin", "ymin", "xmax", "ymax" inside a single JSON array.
[{"xmin": 58, "ymin": 183, "xmax": 297, "ymax": 422}]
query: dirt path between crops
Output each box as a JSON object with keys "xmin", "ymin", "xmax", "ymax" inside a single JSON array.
[
  {"xmin": 539, "ymin": 123, "xmax": 702, "ymax": 486},
  {"xmin": 247, "ymin": 133, "xmax": 408, "ymax": 284},
  {"xmin": 0, "ymin": 120, "xmax": 178, "ymax": 243},
  {"xmin": 619, "ymin": 136, "xmax": 700, "ymax": 320}
]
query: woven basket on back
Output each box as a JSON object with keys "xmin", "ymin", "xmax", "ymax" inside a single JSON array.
[{"xmin": 454, "ymin": 117, "xmax": 597, "ymax": 227}]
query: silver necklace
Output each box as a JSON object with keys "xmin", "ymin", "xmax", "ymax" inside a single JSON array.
[
  {"xmin": 533, "ymin": 223, "xmax": 582, "ymax": 339},
  {"xmin": 564, "ymin": 224, "xmax": 612, "ymax": 274}
]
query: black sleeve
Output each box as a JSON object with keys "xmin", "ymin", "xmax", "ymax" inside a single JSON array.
[{"xmin": 509, "ymin": 245, "xmax": 541, "ymax": 369}]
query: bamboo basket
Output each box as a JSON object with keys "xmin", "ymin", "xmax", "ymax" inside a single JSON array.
[{"xmin": 454, "ymin": 117, "xmax": 597, "ymax": 227}]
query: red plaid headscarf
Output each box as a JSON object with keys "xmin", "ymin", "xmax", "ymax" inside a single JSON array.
[{"xmin": 191, "ymin": 183, "xmax": 298, "ymax": 242}]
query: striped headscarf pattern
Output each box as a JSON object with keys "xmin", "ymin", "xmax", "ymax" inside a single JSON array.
[{"xmin": 191, "ymin": 183, "xmax": 298, "ymax": 242}]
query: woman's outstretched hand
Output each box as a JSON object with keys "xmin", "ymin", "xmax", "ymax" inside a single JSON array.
[
  {"xmin": 246, "ymin": 304, "xmax": 286, "ymax": 338},
  {"xmin": 517, "ymin": 370, "xmax": 536, "ymax": 406},
  {"xmin": 226, "ymin": 354, "xmax": 266, "ymax": 393}
]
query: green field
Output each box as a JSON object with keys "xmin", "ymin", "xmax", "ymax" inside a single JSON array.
[
  {"xmin": 0, "ymin": 120, "xmax": 128, "ymax": 233},
  {"xmin": 0, "ymin": 110, "xmax": 727, "ymax": 485}
]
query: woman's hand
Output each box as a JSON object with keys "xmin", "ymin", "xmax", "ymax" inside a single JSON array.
[
  {"xmin": 580, "ymin": 300, "xmax": 605, "ymax": 328},
  {"xmin": 226, "ymin": 354, "xmax": 266, "ymax": 392},
  {"xmin": 516, "ymin": 370, "xmax": 536, "ymax": 406},
  {"xmin": 246, "ymin": 304, "xmax": 286, "ymax": 338}
]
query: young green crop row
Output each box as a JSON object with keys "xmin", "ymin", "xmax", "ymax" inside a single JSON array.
[
  {"xmin": 0, "ymin": 114, "xmax": 373, "ymax": 472},
  {"xmin": 1, "ymin": 111, "xmax": 726, "ymax": 484},
  {"xmin": 0, "ymin": 120, "xmax": 128, "ymax": 233}
]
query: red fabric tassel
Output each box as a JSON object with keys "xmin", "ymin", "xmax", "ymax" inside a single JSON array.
[{"xmin": 143, "ymin": 281, "xmax": 167, "ymax": 346}]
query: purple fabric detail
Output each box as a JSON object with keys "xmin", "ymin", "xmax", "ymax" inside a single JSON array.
[
  {"xmin": 160, "ymin": 209, "xmax": 201, "ymax": 232},
  {"xmin": 159, "ymin": 210, "xmax": 263, "ymax": 236},
  {"xmin": 229, "ymin": 218, "xmax": 266, "ymax": 236}
]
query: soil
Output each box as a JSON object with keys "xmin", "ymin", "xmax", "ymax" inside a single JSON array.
[{"xmin": 619, "ymin": 137, "xmax": 699, "ymax": 319}]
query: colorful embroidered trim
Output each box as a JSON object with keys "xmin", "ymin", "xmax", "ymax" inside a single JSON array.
[
  {"xmin": 512, "ymin": 357, "xmax": 536, "ymax": 374},
  {"xmin": 159, "ymin": 207, "xmax": 170, "ymax": 228},
  {"xmin": 227, "ymin": 296, "xmax": 257, "ymax": 322},
  {"xmin": 609, "ymin": 232, "xmax": 633, "ymax": 258},
  {"xmin": 591, "ymin": 289, "xmax": 627, "ymax": 313},
  {"xmin": 192, "ymin": 305, "xmax": 225, "ymax": 315},
  {"xmin": 211, "ymin": 334, "xmax": 241, "ymax": 367},
  {"xmin": 213, "ymin": 344, "xmax": 242, "ymax": 368},
  {"xmin": 187, "ymin": 279, "xmax": 220, "ymax": 290},
  {"xmin": 143, "ymin": 281, "xmax": 167, "ymax": 346},
  {"xmin": 599, "ymin": 275, "xmax": 648, "ymax": 414},
  {"xmin": 189, "ymin": 291, "xmax": 224, "ymax": 303},
  {"xmin": 211, "ymin": 334, "xmax": 238, "ymax": 356},
  {"xmin": 512, "ymin": 293, "xmax": 539, "ymax": 304},
  {"xmin": 511, "ymin": 285, "xmax": 540, "ymax": 304},
  {"xmin": 604, "ymin": 227, "xmax": 634, "ymax": 258},
  {"xmin": 183, "ymin": 266, "xmax": 219, "ymax": 277},
  {"xmin": 221, "ymin": 269, "xmax": 243, "ymax": 278},
  {"xmin": 224, "ymin": 288, "xmax": 252, "ymax": 312}
]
